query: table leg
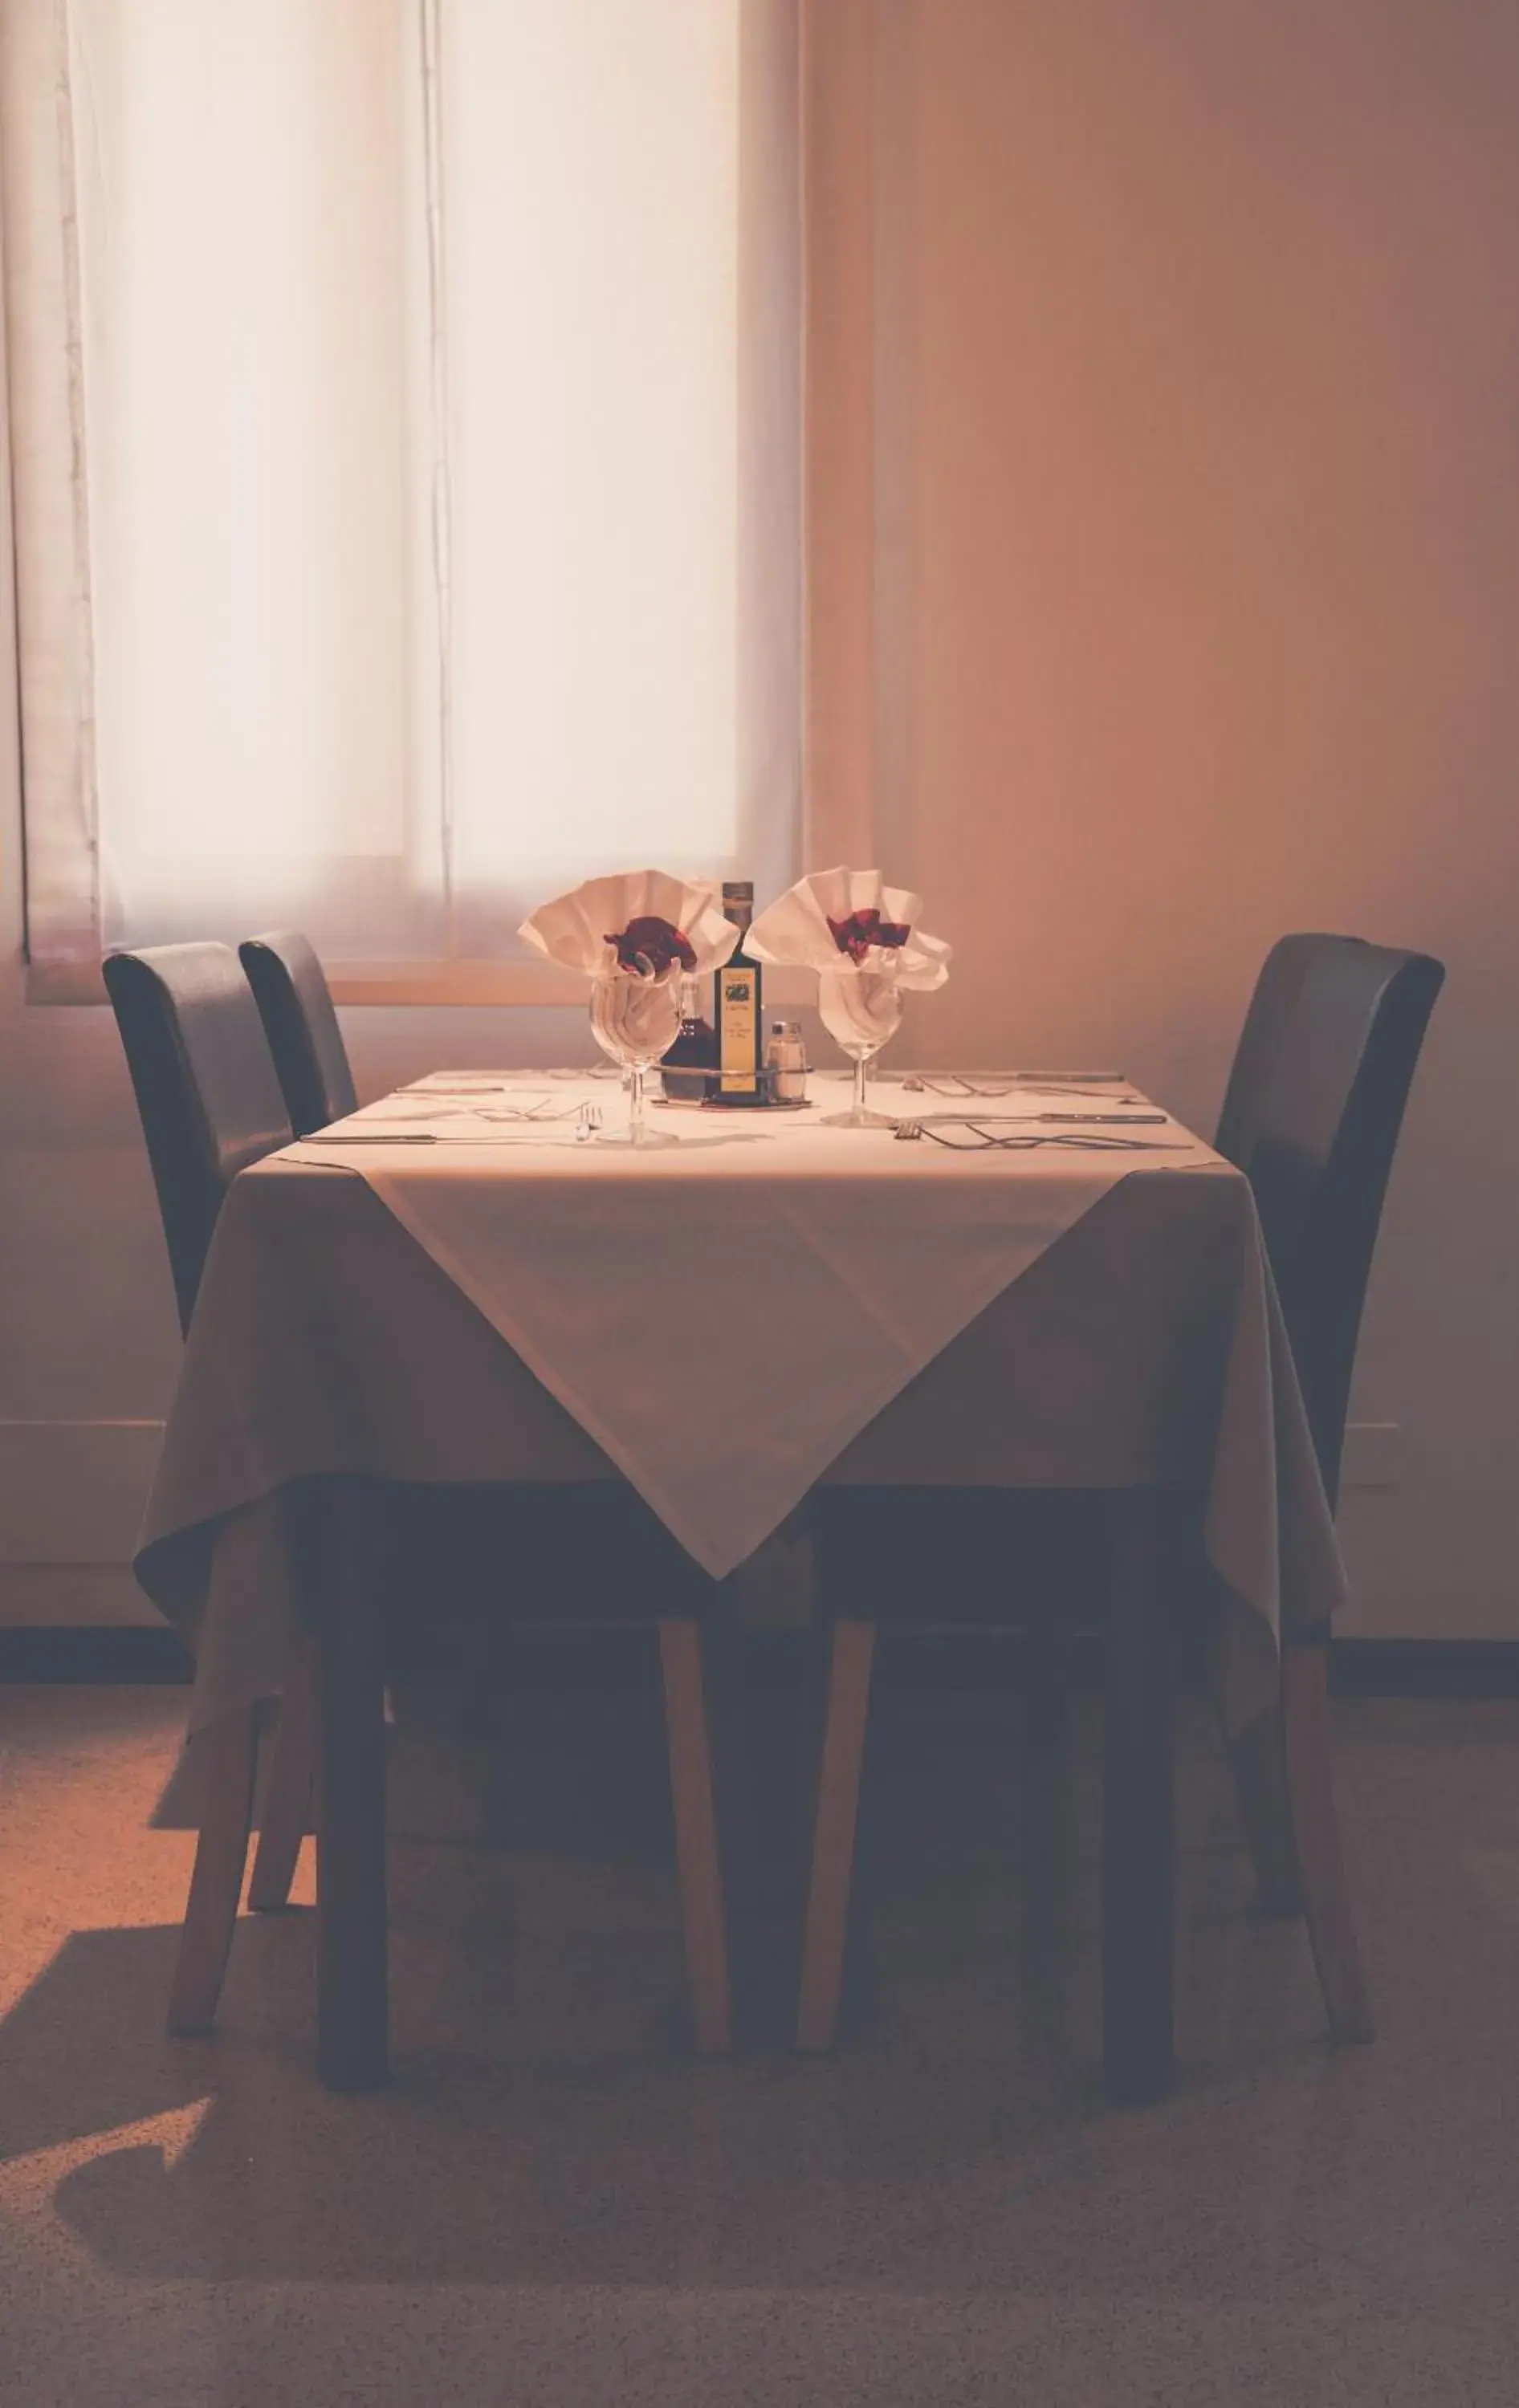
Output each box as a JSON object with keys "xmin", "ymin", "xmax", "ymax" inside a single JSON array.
[
  {"xmin": 316, "ymin": 1480, "xmax": 389, "ymax": 2092},
  {"xmin": 695, "ymin": 1611, "xmax": 766, "ymax": 2045},
  {"xmin": 694, "ymin": 1611, "xmax": 817, "ymax": 2048},
  {"xmin": 1018, "ymin": 1625, "xmax": 1079, "ymax": 2063},
  {"xmin": 1102, "ymin": 1489, "xmax": 1175, "ymax": 2105}
]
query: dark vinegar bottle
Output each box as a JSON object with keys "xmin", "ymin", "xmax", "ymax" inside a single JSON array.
[
  {"xmin": 713, "ymin": 880, "xmax": 765, "ymax": 1104},
  {"xmin": 661, "ymin": 971, "xmax": 717, "ymax": 1101}
]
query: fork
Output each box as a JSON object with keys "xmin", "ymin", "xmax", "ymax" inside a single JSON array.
[
  {"xmin": 474, "ymin": 1096, "xmax": 584, "ymax": 1123},
  {"xmin": 901, "ymin": 1074, "xmax": 1131, "ymax": 1099},
  {"xmin": 955, "ymin": 1110, "xmax": 1167, "ymax": 1126},
  {"xmin": 576, "ymin": 1103, "xmax": 603, "ymax": 1142},
  {"xmin": 893, "ymin": 1120, "xmax": 1183, "ymax": 1152}
]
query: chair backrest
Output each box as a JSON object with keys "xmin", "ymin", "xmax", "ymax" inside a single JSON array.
[
  {"xmin": 1227, "ymin": 936, "xmax": 1444, "ymax": 1508},
  {"xmin": 104, "ymin": 942, "xmax": 293, "ymax": 1335},
  {"xmin": 1214, "ymin": 933, "xmax": 1352, "ymax": 1170},
  {"xmin": 238, "ymin": 929, "xmax": 357, "ymax": 1135}
]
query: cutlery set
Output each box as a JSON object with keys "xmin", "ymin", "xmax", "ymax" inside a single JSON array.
[
  {"xmin": 302, "ymin": 1098, "xmax": 605, "ymax": 1146},
  {"xmin": 301, "ymin": 1076, "xmax": 1180, "ymax": 1153}
]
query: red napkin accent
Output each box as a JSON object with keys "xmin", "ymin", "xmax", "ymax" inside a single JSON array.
[
  {"xmin": 605, "ymin": 916, "xmax": 698, "ymax": 976},
  {"xmin": 826, "ymin": 908, "xmax": 912, "ymax": 965}
]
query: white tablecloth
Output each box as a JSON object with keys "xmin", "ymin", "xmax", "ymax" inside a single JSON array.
[
  {"xmin": 297, "ymin": 1072, "xmax": 1207, "ymax": 1582},
  {"xmin": 136, "ymin": 1068, "xmax": 1346, "ymax": 1741}
]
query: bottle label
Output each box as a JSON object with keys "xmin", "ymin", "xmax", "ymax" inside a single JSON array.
[{"xmin": 719, "ymin": 969, "xmax": 759, "ymax": 1092}]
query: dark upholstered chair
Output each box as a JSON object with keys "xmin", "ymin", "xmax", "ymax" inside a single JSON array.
[
  {"xmin": 1224, "ymin": 938, "xmax": 1444, "ymax": 1506},
  {"xmin": 797, "ymin": 933, "xmax": 1444, "ymax": 2095},
  {"xmin": 239, "ymin": 929, "xmax": 358, "ymax": 1136},
  {"xmin": 103, "ymin": 942, "xmax": 293, "ymax": 1334},
  {"xmin": 1210, "ymin": 937, "xmax": 1444, "ymax": 2005},
  {"xmin": 109, "ymin": 942, "xmax": 733, "ymax": 2075},
  {"xmin": 104, "ymin": 942, "xmax": 315, "ymax": 2022}
]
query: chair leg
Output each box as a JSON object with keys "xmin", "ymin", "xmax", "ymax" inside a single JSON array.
[
  {"xmin": 1225, "ymin": 1700, "xmax": 1303, "ymax": 1917},
  {"xmin": 316, "ymin": 1483, "xmax": 389, "ymax": 2092},
  {"xmin": 658, "ymin": 1619, "xmax": 733, "ymax": 2055},
  {"xmin": 248, "ymin": 1635, "xmax": 319, "ymax": 1912},
  {"xmin": 167, "ymin": 1704, "xmax": 259, "ymax": 2036},
  {"xmin": 796, "ymin": 1619, "xmax": 876, "ymax": 2052},
  {"xmin": 1282, "ymin": 1638, "xmax": 1373, "ymax": 2043},
  {"xmin": 1102, "ymin": 1491, "xmax": 1175, "ymax": 2105}
]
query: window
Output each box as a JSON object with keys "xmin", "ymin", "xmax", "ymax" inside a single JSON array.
[{"xmin": 1, "ymin": 0, "xmax": 802, "ymax": 999}]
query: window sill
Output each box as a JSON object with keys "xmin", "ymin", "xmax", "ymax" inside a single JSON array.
[
  {"xmin": 27, "ymin": 955, "xmax": 817, "ymax": 1009},
  {"xmin": 26, "ymin": 954, "xmax": 588, "ymax": 1007}
]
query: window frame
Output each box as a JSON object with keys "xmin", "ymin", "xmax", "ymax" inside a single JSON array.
[{"xmin": 5, "ymin": 0, "xmax": 809, "ymax": 1009}]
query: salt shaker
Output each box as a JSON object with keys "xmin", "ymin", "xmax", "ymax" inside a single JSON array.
[{"xmin": 764, "ymin": 1020, "xmax": 808, "ymax": 1104}]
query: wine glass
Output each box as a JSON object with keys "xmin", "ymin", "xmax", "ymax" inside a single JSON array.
[
  {"xmin": 817, "ymin": 963, "xmax": 904, "ymax": 1128},
  {"xmin": 588, "ymin": 972, "xmax": 682, "ymax": 1146}
]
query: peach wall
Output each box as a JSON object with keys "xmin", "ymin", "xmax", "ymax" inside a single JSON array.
[{"xmin": 806, "ymin": 0, "xmax": 1519, "ymax": 1635}]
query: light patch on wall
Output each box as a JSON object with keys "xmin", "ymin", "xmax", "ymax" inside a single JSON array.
[{"xmin": 0, "ymin": 1420, "xmax": 164, "ymax": 1561}]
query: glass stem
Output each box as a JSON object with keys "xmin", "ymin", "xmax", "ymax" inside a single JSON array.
[
  {"xmin": 629, "ymin": 1063, "xmax": 646, "ymax": 1144},
  {"xmin": 853, "ymin": 1054, "xmax": 868, "ymax": 1120}
]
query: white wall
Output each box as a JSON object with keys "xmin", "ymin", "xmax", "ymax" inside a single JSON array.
[
  {"xmin": 807, "ymin": 0, "xmax": 1519, "ymax": 1637},
  {"xmin": 4, "ymin": 0, "xmax": 1517, "ymax": 1637}
]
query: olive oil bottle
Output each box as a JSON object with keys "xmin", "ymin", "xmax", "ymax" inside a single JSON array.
[{"xmin": 713, "ymin": 881, "xmax": 765, "ymax": 1104}]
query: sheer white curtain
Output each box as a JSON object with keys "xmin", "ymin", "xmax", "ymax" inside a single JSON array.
[{"xmin": 0, "ymin": 0, "xmax": 801, "ymax": 995}]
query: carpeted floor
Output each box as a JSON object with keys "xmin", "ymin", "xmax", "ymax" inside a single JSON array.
[{"xmin": 1, "ymin": 1676, "xmax": 1517, "ymax": 2406}]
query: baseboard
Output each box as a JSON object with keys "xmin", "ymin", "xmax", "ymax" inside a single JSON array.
[
  {"xmin": 0, "ymin": 1626, "xmax": 194, "ymax": 1682},
  {"xmin": 0, "ymin": 1564, "xmax": 161, "ymax": 1629},
  {"xmin": 872, "ymin": 1633, "xmax": 1519, "ymax": 1698},
  {"xmin": 2, "ymin": 1625, "xmax": 1517, "ymax": 1699},
  {"xmin": 1326, "ymin": 1638, "xmax": 1519, "ymax": 1698}
]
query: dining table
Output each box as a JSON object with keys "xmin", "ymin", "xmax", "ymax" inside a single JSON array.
[{"xmin": 134, "ymin": 1062, "xmax": 1345, "ymax": 2098}]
